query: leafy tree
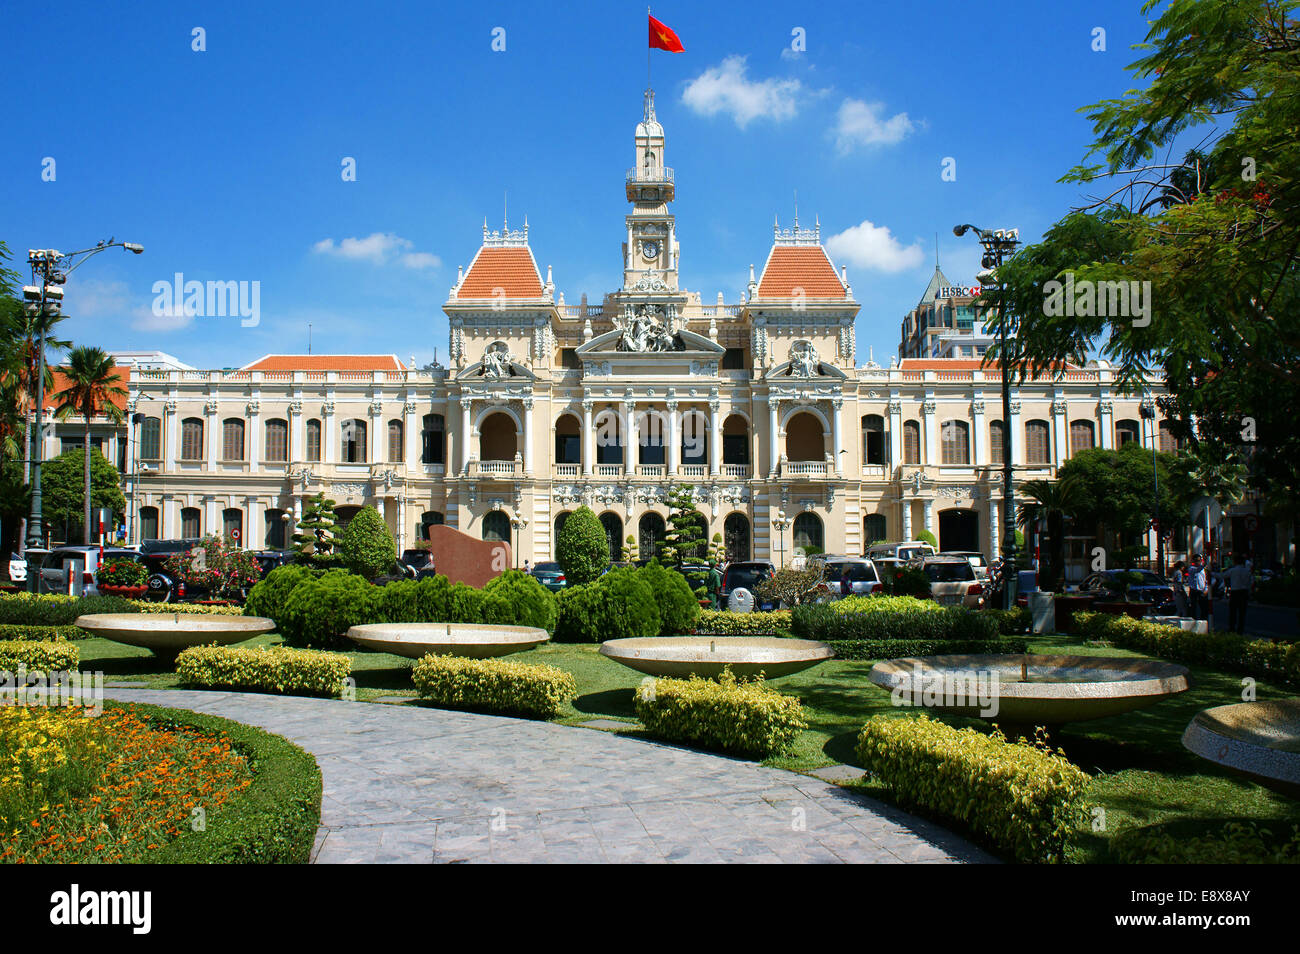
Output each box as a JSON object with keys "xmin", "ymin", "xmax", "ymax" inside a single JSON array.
[
  {"xmin": 338, "ymin": 505, "xmax": 396, "ymax": 579},
  {"xmin": 0, "ymin": 462, "xmax": 29, "ymax": 561},
  {"xmin": 40, "ymin": 448, "xmax": 124, "ymax": 544},
  {"xmin": 987, "ymin": 0, "xmax": 1300, "ymax": 512},
  {"xmin": 556, "ymin": 506, "xmax": 607, "ymax": 585},
  {"xmin": 293, "ymin": 492, "xmax": 340, "ymax": 567},
  {"xmin": 915, "ymin": 529, "xmax": 938, "ymax": 549},
  {"xmin": 1016, "ymin": 476, "xmax": 1086, "ymax": 592},
  {"xmin": 663, "ymin": 485, "xmax": 707, "ymax": 565},
  {"xmin": 756, "ymin": 565, "xmax": 825, "ymax": 608},
  {"xmin": 52, "ymin": 346, "xmax": 126, "ymax": 542},
  {"xmin": 1055, "ymin": 444, "xmax": 1184, "ymax": 559}
]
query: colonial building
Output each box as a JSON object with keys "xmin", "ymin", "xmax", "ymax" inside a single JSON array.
[{"xmin": 122, "ymin": 89, "xmax": 1195, "ymax": 567}]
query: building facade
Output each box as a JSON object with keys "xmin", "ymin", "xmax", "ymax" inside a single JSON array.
[{"xmin": 123, "ymin": 89, "xmax": 1183, "ymax": 566}]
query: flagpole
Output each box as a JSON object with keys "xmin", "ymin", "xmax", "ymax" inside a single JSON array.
[{"xmin": 647, "ymin": 6, "xmax": 651, "ymax": 90}]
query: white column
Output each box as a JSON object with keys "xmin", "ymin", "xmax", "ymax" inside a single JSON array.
[
  {"xmin": 1099, "ymin": 399, "xmax": 1114, "ymax": 450},
  {"xmin": 971, "ymin": 396, "xmax": 986, "ymax": 464},
  {"xmin": 246, "ymin": 496, "xmax": 262, "ymax": 550},
  {"xmin": 1052, "ymin": 395, "xmax": 1068, "ymax": 465},
  {"xmin": 581, "ymin": 400, "xmax": 594, "ymax": 475},
  {"xmin": 923, "ymin": 498, "xmax": 935, "ymax": 537},
  {"xmin": 901, "ymin": 498, "xmax": 913, "ymax": 539},
  {"xmin": 887, "ymin": 398, "xmax": 902, "ymax": 470},
  {"xmin": 768, "ymin": 399, "xmax": 780, "ymax": 475},
  {"xmin": 989, "ymin": 494, "xmax": 1000, "ymax": 558},
  {"xmin": 203, "ymin": 497, "xmax": 218, "ymax": 536},
  {"xmin": 666, "ymin": 401, "xmax": 679, "ymax": 474},
  {"xmin": 404, "ymin": 401, "xmax": 420, "ymax": 466},
  {"xmin": 708, "ymin": 399, "xmax": 720, "ymax": 476},
  {"xmin": 459, "ymin": 398, "xmax": 472, "ymax": 473},
  {"xmin": 205, "ymin": 405, "xmax": 218, "ymax": 470},
  {"xmin": 522, "ymin": 399, "xmax": 534, "ymax": 475},
  {"xmin": 163, "ymin": 496, "xmax": 178, "ymax": 538},
  {"xmin": 369, "ymin": 403, "xmax": 383, "ymax": 464},
  {"xmin": 1010, "ymin": 399, "xmax": 1025, "ymax": 465},
  {"xmin": 323, "ymin": 401, "xmax": 337, "ymax": 464},
  {"xmin": 247, "ymin": 403, "xmax": 261, "ymax": 474},
  {"xmin": 290, "ymin": 403, "xmax": 304, "ymax": 463},
  {"xmin": 830, "ymin": 398, "xmax": 843, "ymax": 476},
  {"xmin": 164, "ymin": 403, "xmax": 178, "ymax": 472},
  {"xmin": 624, "ymin": 401, "xmax": 637, "ymax": 476}
]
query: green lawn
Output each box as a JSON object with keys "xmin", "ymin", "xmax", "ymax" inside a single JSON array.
[{"xmin": 71, "ymin": 630, "xmax": 1300, "ymax": 863}]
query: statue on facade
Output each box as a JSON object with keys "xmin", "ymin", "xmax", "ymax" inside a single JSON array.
[
  {"xmin": 481, "ymin": 343, "xmax": 515, "ymax": 378},
  {"xmin": 789, "ymin": 340, "xmax": 821, "ymax": 377},
  {"xmin": 614, "ymin": 303, "xmax": 680, "ymax": 353}
]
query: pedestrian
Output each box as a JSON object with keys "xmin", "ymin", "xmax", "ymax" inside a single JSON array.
[
  {"xmin": 1188, "ymin": 556, "xmax": 1211, "ymax": 623},
  {"xmin": 840, "ymin": 567, "xmax": 851, "ymax": 598},
  {"xmin": 1225, "ymin": 554, "xmax": 1253, "ymax": 634},
  {"xmin": 523, "ymin": 559, "xmax": 530, "ymax": 575},
  {"xmin": 707, "ymin": 561, "xmax": 723, "ymax": 610},
  {"xmin": 1171, "ymin": 560, "xmax": 1189, "ymax": 618}
]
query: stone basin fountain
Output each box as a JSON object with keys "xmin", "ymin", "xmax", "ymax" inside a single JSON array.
[
  {"xmin": 868, "ymin": 654, "xmax": 1190, "ymax": 729},
  {"xmin": 1182, "ymin": 700, "xmax": 1300, "ymax": 798},
  {"xmin": 598, "ymin": 636, "xmax": 834, "ymax": 679},
  {"xmin": 346, "ymin": 622, "xmax": 549, "ymax": 659},
  {"xmin": 75, "ymin": 613, "xmax": 274, "ymax": 657}
]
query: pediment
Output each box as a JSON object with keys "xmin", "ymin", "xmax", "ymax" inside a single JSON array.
[
  {"xmin": 454, "ymin": 358, "xmax": 537, "ymax": 381},
  {"xmin": 764, "ymin": 359, "xmax": 848, "ymax": 381},
  {"xmin": 575, "ymin": 327, "xmax": 724, "ymax": 356}
]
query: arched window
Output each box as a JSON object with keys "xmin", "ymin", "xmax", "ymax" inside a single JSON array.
[
  {"xmin": 387, "ymin": 419, "xmax": 404, "ymax": 462},
  {"xmin": 792, "ymin": 512, "xmax": 824, "ymax": 553},
  {"xmin": 306, "ymin": 419, "xmax": 322, "ymax": 462},
  {"xmin": 181, "ymin": 507, "xmax": 201, "ymax": 538},
  {"xmin": 1025, "ymin": 420, "xmax": 1050, "ymax": 464},
  {"xmin": 554, "ymin": 414, "xmax": 581, "ymax": 465},
  {"xmin": 222, "ymin": 419, "xmax": 245, "ymax": 461},
  {"xmin": 680, "ymin": 411, "xmax": 707, "ymax": 466},
  {"xmin": 903, "ymin": 420, "xmax": 921, "ymax": 465},
  {"xmin": 479, "ymin": 412, "xmax": 517, "ymax": 461},
  {"xmin": 1070, "ymin": 420, "xmax": 1095, "ymax": 456},
  {"xmin": 941, "ymin": 420, "xmax": 970, "ymax": 465},
  {"xmin": 139, "ymin": 417, "xmax": 161, "ymax": 460},
  {"xmin": 1115, "ymin": 419, "xmax": 1140, "ymax": 447},
  {"xmin": 724, "ymin": 513, "xmax": 751, "ymax": 562},
  {"xmin": 264, "ymin": 419, "xmax": 288, "ymax": 462},
  {"xmin": 341, "ymin": 419, "xmax": 367, "ymax": 463},
  {"xmin": 554, "ymin": 511, "xmax": 570, "ymax": 542},
  {"xmin": 864, "ymin": 513, "xmax": 887, "ymax": 545},
  {"xmin": 422, "ymin": 414, "xmax": 445, "ymax": 464},
  {"xmin": 595, "ymin": 410, "xmax": 622, "ymax": 465},
  {"xmin": 482, "ymin": 510, "xmax": 510, "ymax": 544},
  {"xmin": 989, "ymin": 420, "xmax": 1005, "ymax": 465},
  {"xmin": 640, "ymin": 409, "xmax": 667, "ymax": 466},
  {"xmin": 138, "ymin": 506, "xmax": 159, "ymax": 541},
  {"xmin": 722, "ymin": 415, "xmax": 749, "ymax": 465},
  {"xmin": 265, "ymin": 509, "xmax": 288, "ymax": 549},
  {"xmin": 599, "ymin": 512, "xmax": 623, "ymax": 565},
  {"xmin": 222, "ymin": 508, "xmax": 242, "ymax": 544},
  {"xmin": 180, "ymin": 418, "xmax": 204, "ymax": 461},
  {"xmin": 639, "ymin": 512, "xmax": 667, "ymax": 561},
  {"xmin": 786, "ymin": 411, "xmax": 824, "ymax": 462},
  {"xmin": 861, "ymin": 414, "xmax": 886, "ymax": 466}
]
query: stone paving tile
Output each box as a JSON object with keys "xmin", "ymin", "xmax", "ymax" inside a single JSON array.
[
  {"xmin": 102, "ymin": 688, "xmax": 994, "ymax": 865},
  {"xmin": 810, "ymin": 764, "xmax": 868, "ymax": 783}
]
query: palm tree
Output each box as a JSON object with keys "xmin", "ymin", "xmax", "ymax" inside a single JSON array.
[
  {"xmin": 1017, "ymin": 476, "xmax": 1084, "ymax": 592},
  {"xmin": 52, "ymin": 346, "xmax": 126, "ymax": 543}
]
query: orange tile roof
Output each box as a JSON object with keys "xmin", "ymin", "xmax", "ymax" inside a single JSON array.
[
  {"xmin": 756, "ymin": 246, "xmax": 847, "ymax": 299},
  {"xmin": 242, "ymin": 354, "xmax": 406, "ymax": 371},
  {"xmin": 42, "ymin": 364, "xmax": 129, "ymax": 413},
  {"xmin": 897, "ymin": 359, "xmax": 1078, "ymax": 371},
  {"xmin": 457, "ymin": 246, "xmax": 544, "ymax": 299}
]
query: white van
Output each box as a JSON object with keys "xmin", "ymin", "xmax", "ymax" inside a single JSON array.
[{"xmin": 864, "ymin": 541, "xmax": 937, "ymax": 564}]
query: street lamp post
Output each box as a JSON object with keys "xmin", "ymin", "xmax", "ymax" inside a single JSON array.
[
  {"xmin": 510, "ymin": 510, "xmax": 529, "ymax": 569},
  {"xmin": 1139, "ymin": 398, "xmax": 1164, "ymax": 574},
  {"xmin": 953, "ymin": 224, "xmax": 1020, "ymax": 609},
  {"xmin": 22, "ymin": 241, "xmax": 143, "ymax": 588},
  {"xmin": 773, "ymin": 509, "xmax": 790, "ymax": 568}
]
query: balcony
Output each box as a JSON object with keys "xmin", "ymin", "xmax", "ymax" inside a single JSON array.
[
  {"xmin": 678, "ymin": 464, "xmax": 707, "ymax": 478},
  {"xmin": 626, "ymin": 166, "xmax": 675, "ymax": 201},
  {"xmin": 555, "ymin": 463, "xmax": 580, "ymax": 477},
  {"xmin": 593, "ymin": 463, "xmax": 623, "ymax": 478},
  {"xmin": 471, "ymin": 459, "xmax": 519, "ymax": 479},
  {"xmin": 626, "ymin": 166, "xmax": 674, "ymax": 184},
  {"xmin": 636, "ymin": 464, "xmax": 667, "ymax": 478},
  {"xmin": 783, "ymin": 460, "xmax": 831, "ymax": 478},
  {"xmin": 720, "ymin": 463, "xmax": 751, "ymax": 480}
]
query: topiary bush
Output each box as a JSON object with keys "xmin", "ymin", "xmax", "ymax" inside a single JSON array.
[
  {"xmin": 635, "ymin": 670, "xmax": 807, "ymax": 758},
  {"xmin": 635, "ymin": 560, "xmax": 698, "ymax": 636},
  {"xmin": 792, "ymin": 595, "xmax": 997, "ymax": 642},
  {"xmin": 279, "ymin": 571, "xmax": 380, "ymax": 649},
  {"xmin": 0, "ymin": 593, "xmax": 135, "ymax": 626},
  {"xmin": 554, "ymin": 583, "xmax": 606, "ymax": 642},
  {"xmin": 693, "ymin": 609, "xmax": 793, "ymax": 637},
  {"xmin": 556, "ymin": 506, "xmax": 608, "ymax": 585},
  {"xmin": 856, "ymin": 714, "xmax": 1090, "ymax": 863},
  {"xmin": 176, "ymin": 645, "xmax": 352, "ymax": 698},
  {"xmin": 0, "ymin": 640, "xmax": 79, "ymax": 672},
  {"xmin": 338, "ymin": 506, "xmax": 396, "ymax": 580},
  {"xmin": 553, "ymin": 569, "xmax": 662, "ymax": 643},
  {"xmin": 243, "ymin": 564, "xmax": 316, "ymax": 624},
  {"xmin": 411, "ymin": 654, "xmax": 577, "ymax": 719},
  {"xmin": 484, "ymin": 570, "xmax": 558, "ymax": 633}
]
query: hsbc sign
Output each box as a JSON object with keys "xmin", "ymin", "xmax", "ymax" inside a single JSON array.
[{"xmin": 936, "ymin": 286, "xmax": 981, "ymax": 299}]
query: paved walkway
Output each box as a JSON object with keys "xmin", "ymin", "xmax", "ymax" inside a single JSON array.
[{"xmin": 103, "ymin": 689, "xmax": 993, "ymax": 864}]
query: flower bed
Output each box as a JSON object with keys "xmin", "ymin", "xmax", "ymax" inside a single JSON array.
[
  {"xmin": 0, "ymin": 701, "xmax": 321, "ymax": 864},
  {"xmin": 635, "ymin": 670, "xmax": 807, "ymax": 758},
  {"xmin": 176, "ymin": 645, "xmax": 352, "ymax": 698},
  {"xmin": 411, "ymin": 654, "xmax": 577, "ymax": 719},
  {"xmin": 855, "ymin": 714, "xmax": 1090, "ymax": 863}
]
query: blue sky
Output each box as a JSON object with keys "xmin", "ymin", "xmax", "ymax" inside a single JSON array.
[{"xmin": 3, "ymin": 0, "xmax": 1163, "ymax": 369}]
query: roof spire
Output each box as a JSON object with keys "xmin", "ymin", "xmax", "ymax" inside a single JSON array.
[
  {"xmin": 793, "ymin": 189, "xmax": 798, "ymax": 229},
  {"xmin": 643, "ymin": 87, "xmax": 657, "ymax": 122}
]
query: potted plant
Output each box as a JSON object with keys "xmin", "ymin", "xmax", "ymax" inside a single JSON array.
[
  {"xmin": 1093, "ymin": 570, "xmax": 1151, "ymax": 619},
  {"xmin": 96, "ymin": 557, "xmax": 149, "ymax": 598}
]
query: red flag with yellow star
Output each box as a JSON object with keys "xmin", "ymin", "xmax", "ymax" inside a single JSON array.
[{"xmin": 649, "ymin": 15, "xmax": 685, "ymax": 52}]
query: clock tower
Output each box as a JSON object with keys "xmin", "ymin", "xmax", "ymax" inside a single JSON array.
[{"xmin": 622, "ymin": 88, "xmax": 680, "ymax": 293}]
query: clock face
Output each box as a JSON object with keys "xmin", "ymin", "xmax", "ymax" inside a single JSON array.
[{"xmin": 642, "ymin": 240, "xmax": 660, "ymax": 261}]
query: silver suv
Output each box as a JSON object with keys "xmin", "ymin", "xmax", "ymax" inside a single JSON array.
[{"xmin": 38, "ymin": 546, "xmax": 140, "ymax": 596}]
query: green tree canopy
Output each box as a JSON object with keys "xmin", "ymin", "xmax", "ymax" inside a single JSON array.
[
  {"xmin": 338, "ymin": 505, "xmax": 396, "ymax": 579},
  {"xmin": 41, "ymin": 448, "xmax": 124, "ymax": 542},
  {"xmin": 556, "ymin": 506, "xmax": 608, "ymax": 585}
]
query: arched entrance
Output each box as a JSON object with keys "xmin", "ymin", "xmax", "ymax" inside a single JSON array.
[
  {"xmin": 939, "ymin": 508, "xmax": 980, "ymax": 554},
  {"xmin": 786, "ymin": 412, "xmax": 825, "ymax": 461},
  {"xmin": 482, "ymin": 510, "xmax": 510, "ymax": 543},
  {"xmin": 639, "ymin": 512, "xmax": 666, "ymax": 562},
  {"xmin": 599, "ymin": 512, "xmax": 623, "ymax": 565},
  {"xmin": 724, "ymin": 512, "xmax": 750, "ymax": 562},
  {"xmin": 479, "ymin": 412, "xmax": 518, "ymax": 461}
]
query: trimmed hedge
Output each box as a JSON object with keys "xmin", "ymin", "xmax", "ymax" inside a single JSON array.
[
  {"xmin": 856, "ymin": 714, "xmax": 1090, "ymax": 863},
  {"xmin": 1075, "ymin": 611, "xmax": 1300, "ymax": 688},
  {"xmin": 982, "ymin": 607, "xmax": 1031, "ymax": 635},
  {"xmin": 827, "ymin": 637, "xmax": 1029, "ymax": 661},
  {"xmin": 554, "ymin": 567, "xmax": 661, "ymax": 642},
  {"xmin": 0, "ymin": 624, "xmax": 81, "ymax": 642},
  {"xmin": 483, "ymin": 570, "xmax": 559, "ymax": 633},
  {"xmin": 244, "ymin": 564, "xmax": 318, "ymax": 623},
  {"xmin": 0, "ymin": 593, "xmax": 135, "ymax": 625},
  {"xmin": 635, "ymin": 670, "xmax": 807, "ymax": 758},
  {"xmin": 793, "ymin": 595, "xmax": 998, "ymax": 642},
  {"xmin": 176, "ymin": 645, "xmax": 352, "ymax": 698},
  {"xmin": 127, "ymin": 701, "xmax": 322, "ymax": 864},
  {"xmin": 0, "ymin": 640, "xmax": 80, "ymax": 672},
  {"xmin": 128, "ymin": 600, "xmax": 245, "ymax": 615},
  {"xmin": 1111, "ymin": 821, "xmax": 1300, "ymax": 864},
  {"xmin": 411, "ymin": 654, "xmax": 577, "ymax": 719},
  {"xmin": 694, "ymin": 609, "xmax": 793, "ymax": 637},
  {"xmin": 636, "ymin": 560, "xmax": 700, "ymax": 635},
  {"xmin": 280, "ymin": 570, "xmax": 381, "ymax": 649}
]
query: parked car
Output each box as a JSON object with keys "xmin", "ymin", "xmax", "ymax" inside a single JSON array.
[
  {"xmin": 530, "ymin": 561, "xmax": 567, "ymax": 592},
  {"xmin": 719, "ymin": 561, "xmax": 777, "ymax": 610},
  {"xmin": 253, "ymin": 550, "xmax": 294, "ymax": 578},
  {"xmin": 38, "ymin": 546, "xmax": 141, "ymax": 596},
  {"xmin": 399, "ymin": 548, "xmax": 434, "ymax": 574},
  {"xmin": 8, "ymin": 553, "xmax": 27, "ymax": 583},
  {"xmin": 817, "ymin": 558, "xmax": 883, "ymax": 599},
  {"xmin": 865, "ymin": 541, "xmax": 937, "ymax": 564},
  {"xmin": 1078, "ymin": 569, "xmax": 1175, "ymax": 614},
  {"xmin": 939, "ymin": 550, "xmax": 990, "ymax": 580},
  {"xmin": 920, "ymin": 556, "xmax": 985, "ymax": 608}
]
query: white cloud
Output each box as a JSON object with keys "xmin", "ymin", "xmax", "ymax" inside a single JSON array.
[
  {"xmin": 681, "ymin": 56, "xmax": 802, "ymax": 128},
  {"xmin": 63, "ymin": 278, "xmax": 130, "ymax": 318},
  {"xmin": 312, "ymin": 232, "xmax": 440, "ymax": 270},
  {"xmin": 826, "ymin": 220, "xmax": 925, "ymax": 273},
  {"xmin": 834, "ymin": 98, "xmax": 914, "ymax": 151}
]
